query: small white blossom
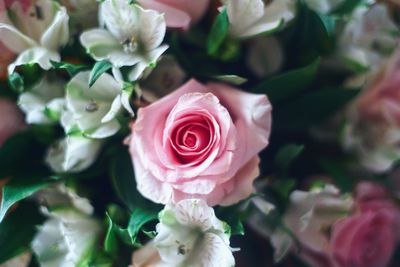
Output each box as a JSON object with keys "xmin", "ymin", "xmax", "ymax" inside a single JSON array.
[
  {"xmin": 80, "ymin": 0, "xmax": 168, "ymax": 81},
  {"xmin": 18, "ymin": 75, "xmax": 65, "ymax": 125},
  {"xmin": 224, "ymin": 0, "xmax": 296, "ymax": 39},
  {"xmin": 154, "ymin": 199, "xmax": 235, "ymax": 267},
  {"xmin": 0, "ymin": 0, "xmax": 69, "ymax": 73},
  {"xmin": 65, "ymin": 71, "xmax": 133, "ymax": 139},
  {"xmin": 32, "ymin": 204, "xmax": 101, "ymax": 267},
  {"xmin": 45, "ymin": 134, "xmax": 103, "ymax": 173}
]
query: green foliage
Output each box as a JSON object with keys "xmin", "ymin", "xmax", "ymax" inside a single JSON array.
[
  {"xmin": 274, "ymin": 144, "xmax": 305, "ymax": 173},
  {"xmin": 274, "ymin": 88, "xmax": 360, "ymax": 131},
  {"xmin": 253, "ymin": 58, "xmax": 320, "ymax": 103},
  {"xmin": 8, "ymin": 72, "xmax": 24, "ymax": 94},
  {"xmin": 89, "ymin": 60, "xmax": 113, "ymax": 87},
  {"xmin": 0, "ymin": 174, "xmax": 55, "ymax": 222},
  {"xmin": 207, "ymin": 8, "xmax": 230, "ymax": 56},
  {"xmin": 51, "ymin": 61, "xmax": 88, "ymax": 77},
  {"xmin": 0, "ymin": 201, "xmax": 45, "ymax": 264}
]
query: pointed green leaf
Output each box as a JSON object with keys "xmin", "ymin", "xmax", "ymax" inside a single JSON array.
[
  {"xmin": 89, "ymin": 61, "xmax": 113, "ymax": 87},
  {"xmin": 51, "ymin": 61, "xmax": 88, "ymax": 77}
]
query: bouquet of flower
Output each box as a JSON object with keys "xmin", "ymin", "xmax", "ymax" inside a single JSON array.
[{"xmin": 0, "ymin": 0, "xmax": 400, "ymax": 266}]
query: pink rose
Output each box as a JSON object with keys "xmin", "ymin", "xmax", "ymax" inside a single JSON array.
[
  {"xmin": 330, "ymin": 182, "xmax": 400, "ymax": 267},
  {"xmin": 128, "ymin": 79, "xmax": 272, "ymax": 206},
  {"xmin": 137, "ymin": 0, "xmax": 210, "ymax": 30},
  {"xmin": 0, "ymin": 98, "xmax": 25, "ymax": 145},
  {"xmin": 3, "ymin": 0, "xmax": 31, "ymax": 12}
]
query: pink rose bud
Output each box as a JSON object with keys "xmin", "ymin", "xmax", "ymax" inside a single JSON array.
[
  {"xmin": 138, "ymin": 0, "xmax": 210, "ymax": 30},
  {"xmin": 128, "ymin": 79, "xmax": 272, "ymax": 206},
  {"xmin": 0, "ymin": 98, "xmax": 26, "ymax": 145}
]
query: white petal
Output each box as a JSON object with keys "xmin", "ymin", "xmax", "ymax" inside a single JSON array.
[
  {"xmin": 40, "ymin": 6, "xmax": 70, "ymax": 51},
  {"xmin": 0, "ymin": 23, "xmax": 37, "ymax": 53},
  {"xmin": 8, "ymin": 47, "xmax": 60, "ymax": 73},
  {"xmin": 137, "ymin": 6, "xmax": 166, "ymax": 50},
  {"xmin": 100, "ymin": 0, "xmax": 139, "ymax": 41},
  {"xmin": 32, "ymin": 209, "xmax": 101, "ymax": 267},
  {"xmin": 101, "ymin": 95, "xmax": 122, "ymax": 123},
  {"xmin": 226, "ymin": 0, "xmax": 265, "ymax": 37},
  {"xmin": 121, "ymin": 90, "xmax": 134, "ymax": 116},
  {"xmin": 79, "ymin": 28, "xmax": 122, "ymax": 60},
  {"xmin": 84, "ymin": 119, "xmax": 120, "ymax": 139},
  {"xmin": 45, "ymin": 136, "xmax": 103, "ymax": 173}
]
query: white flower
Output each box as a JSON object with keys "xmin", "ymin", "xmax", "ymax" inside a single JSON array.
[
  {"xmin": 80, "ymin": 0, "xmax": 168, "ymax": 81},
  {"xmin": 154, "ymin": 199, "xmax": 235, "ymax": 267},
  {"xmin": 223, "ymin": 0, "xmax": 296, "ymax": 39},
  {"xmin": 32, "ymin": 208, "xmax": 101, "ymax": 267},
  {"xmin": 271, "ymin": 185, "xmax": 353, "ymax": 261},
  {"xmin": 0, "ymin": 0, "xmax": 69, "ymax": 73},
  {"xmin": 45, "ymin": 135, "xmax": 103, "ymax": 173},
  {"xmin": 65, "ymin": 71, "xmax": 133, "ymax": 139},
  {"xmin": 338, "ymin": 4, "xmax": 399, "ymax": 70},
  {"xmin": 18, "ymin": 75, "xmax": 65, "ymax": 124}
]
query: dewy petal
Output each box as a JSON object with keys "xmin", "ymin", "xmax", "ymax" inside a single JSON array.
[
  {"xmin": 40, "ymin": 6, "xmax": 69, "ymax": 51},
  {"xmin": 100, "ymin": 0, "xmax": 140, "ymax": 41},
  {"xmin": 137, "ymin": 6, "xmax": 166, "ymax": 50},
  {"xmin": 8, "ymin": 47, "xmax": 60, "ymax": 73},
  {"xmin": 0, "ymin": 23, "xmax": 37, "ymax": 53}
]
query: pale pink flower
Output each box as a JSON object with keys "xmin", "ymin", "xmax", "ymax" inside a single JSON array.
[
  {"xmin": 128, "ymin": 79, "xmax": 272, "ymax": 206},
  {"xmin": 137, "ymin": 0, "xmax": 210, "ymax": 30}
]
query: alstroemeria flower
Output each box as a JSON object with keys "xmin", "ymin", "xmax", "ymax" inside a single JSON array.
[
  {"xmin": 154, "ymin": 199, "xmax": 235, "ymax": 267},
  {"xmin": 271, "ymin": 185, "xmax": 353, "ymax": 265},
  {"xmin": 32, "ymin": 193, "xmax": 101, "ymax": 267},
  {"xmin": 65, "ymin": 71, "xmax": 133, "ymax": 139},
  {"xmin": 80, "ymin": 0, "xmax": 168, "ymax": 81},
  {"xmin": 223, "ymin": 0, "xmax": 296, "ymax": 39},
  {"xmin": 45, "ymin": 134, "xmax": 103, "ymax": 173},
  {"xmin": 18, "ymin": 75, "xmax": 65, "ymax": 125},
  {"xmin": 59, "ymin": 0, "xmax": 99, "ymax": 34},
  {"xmin": 338, "ymin": 4, "xmax": 399, "ymax": 70},
  {"xmin": 0, "ymin": 0, "xmax": 69, "ymax": 73}
]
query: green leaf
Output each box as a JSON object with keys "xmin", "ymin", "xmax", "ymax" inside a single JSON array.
[
  {"xmin": 0, "ymin": 201, "xmax": 45, "ymax": 264},
  {"xmin": 89, "ymin": 61, "xmax": 112, "ymax": 87},
  {"xmin": 274, "ymin": 144, "xmax": 305, "ymax": 172},
  {"xmin": 0, "ymin": 175, "xmax": 51, "ymax": 222},
  {"xmin": 216, "ymin": 204, "xmax": 245, "ymax": 236},
  {"xmin": 252, "ymin": 58, "xmax": 320, "ymax": 103},
  {"xmin": 127, "ymin": 208, "xmax": 158, "ymax": 244},
  {"xmin": 274, "ymin": 88, "xmax": 360, "ymax": 131},
  {"xmin": 51, "ymin": 61, "xmax": 88, "ymax": 77},
  {"xmin": 207, "ymin": 8, "xmax": 230, "ymax": 56},
  {"xmin": 8, "ymin": 72, "xmax": 24, "ymax": 94},
  {"xmin": 104, "ymin": 213, "xmax": 122, "ymax": 255}
]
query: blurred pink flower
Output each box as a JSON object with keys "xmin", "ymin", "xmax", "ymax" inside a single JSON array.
[
  {"xmin": 128, "ymin": 79, "xmax": 272, "ymax": 206},
  {"xmin": 330, "ymin": 182, "xmax": 400, "ymax": 267},
  {"xmin": 138, "ymin": 0, "xmax": 210, "ymax": 30}
]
